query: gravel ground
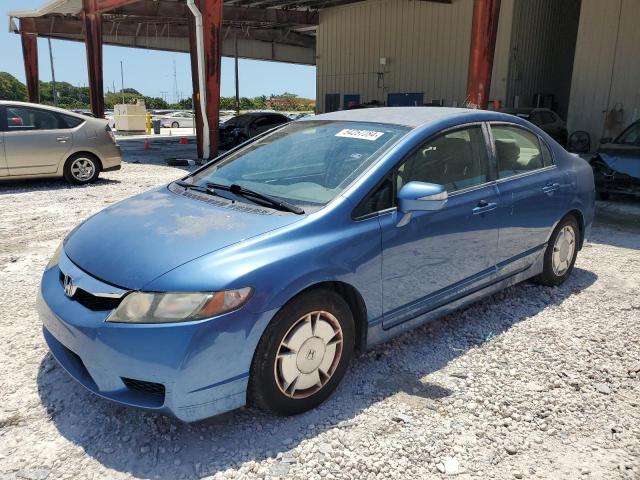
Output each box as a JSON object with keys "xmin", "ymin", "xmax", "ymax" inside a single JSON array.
[{"xmin": 0, "ymin": 161, "xmax": 639, "ymax": 480}]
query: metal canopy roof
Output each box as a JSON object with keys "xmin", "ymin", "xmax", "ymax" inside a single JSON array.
[
  {"xmin": 7, "ymin": 0, "xmax": 331, "ymax": 64},
  {"xmin": 10, "ymin": 0, "xmax": 450, "ymax": 65}
]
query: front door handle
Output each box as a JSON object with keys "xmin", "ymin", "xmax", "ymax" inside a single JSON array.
[
  {"xmin": 542, "ymin": 182, "xmax": 560, "ymax": 195},
  {"xmin": 473, "ymin": 200, "xmax": 497, "ymax": 215},
  {"xmin": 56, "ymin": 136, "xmax": 69, "ymax": 143}
]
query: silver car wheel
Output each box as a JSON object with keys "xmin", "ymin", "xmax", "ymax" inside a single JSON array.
[
  {"xmin": 552, "ymin": 225, "xmax": 576, "ymax": 276},
  {"xmin": 70, "ymin": 157, "xmax": 96, "ymax": 182},
  {"xmin": 274, "ymin": 310, "xmax": 343, "ymax": 399}
]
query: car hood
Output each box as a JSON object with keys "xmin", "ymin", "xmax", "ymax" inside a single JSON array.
[
  {"xmin": 63, "ymin": 187, "xmax": 303, "ymax": 290},
  {"xmin": 598, "ymin": 144, "xmax": 640, "ymax": 178}
]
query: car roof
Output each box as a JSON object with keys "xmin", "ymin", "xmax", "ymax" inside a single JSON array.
[
  {"xmin": 0, "ymin": 100, "xmax": 89, "ymax": 120},
  {"xmin": 305, "ymin": 107, "xmax": 510, "ymax": 129}
]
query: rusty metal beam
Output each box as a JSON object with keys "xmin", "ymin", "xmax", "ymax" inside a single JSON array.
[
  {"xmin": 466, "ymin": 0, "xmax": 501, "ymax": 109},
  {"xmin": 20, "ymin": 21, "xmax": 39, "ymax": 103},
  {"xmin": 112, "ymin": 1, "xmax": 318, "ymax": 26},
  {"xmin": 19, "ymin": 15, "xmax": 315, "ymax": 47},
  {"xmin": 83, "ymin": 0, "xmax": 105, "ymax": 117},
  {"xmin": 198, "ymin": 0, "xmax": 224, "ymax": 158},
  {"xmin": 96, "ymin": 0, "xmax": 141, "ymax": 13}
]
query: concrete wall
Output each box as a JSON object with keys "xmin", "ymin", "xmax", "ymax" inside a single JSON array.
[
  {"xmin": 316, "ymin": 0, "xmax": 474, "ymax": 113},
  {"xmin": 568, "ymin": 0, "xmax": 640, "ymax": 145}
]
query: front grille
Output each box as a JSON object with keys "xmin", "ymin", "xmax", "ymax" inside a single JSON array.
[
  {"xmin": 73, "ymin": 288, "xmax": 122, "ymax": 311},
  {"xmin": 59, "ymin": 271, "xmax": 123, "ymax": 311},
  {"xmin": 121, "ymin": 377, "xmax": 166, "ymax": 397}
]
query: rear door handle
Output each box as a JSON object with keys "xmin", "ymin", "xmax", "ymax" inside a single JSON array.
[
  {"xmin": 56, "ymin": 136, "xmax": 69, "ymax": 143},
  {"xmin": 473, "ymin": 200, "xmax": 498, "ymax": 215},
  {"xmin": 542, "ymin": 182, "xmax": 560, "ymax": 195}
]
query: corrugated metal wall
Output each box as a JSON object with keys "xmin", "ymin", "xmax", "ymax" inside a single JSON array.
[
  {"xmin": 316, "ymin": 0, "xmax": 474, "ymax": 113},
  {"xmin": 568, "ymin": 0, "xmax": 640, "ymax": 145},
  {"xmin": 505, "ymin": 0, "xmax": 581, "ymax": 117},
  {"xmin": 489, "ymin": 0, "xmax": 515, "ymax": 104}
]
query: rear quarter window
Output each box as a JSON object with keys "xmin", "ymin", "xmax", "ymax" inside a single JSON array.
[{"xmin": 61, "ymin": 114, "xmax": 85, "ymax": 128}]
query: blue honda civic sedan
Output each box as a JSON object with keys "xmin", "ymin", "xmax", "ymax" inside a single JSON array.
[{"xmin": 38, "ymin": 108, "xmax": 595, "ymax": 422}]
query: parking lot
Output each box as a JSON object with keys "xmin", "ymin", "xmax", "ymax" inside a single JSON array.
[{"xmin": 0, "ymin": 147, "xmax": 638, "ymax": 480}]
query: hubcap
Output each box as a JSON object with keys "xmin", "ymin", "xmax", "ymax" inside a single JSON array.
[
  {"xmin": 552, "ymin": 225, "xmax": 576, "ymax": 276},
  {"xmin": 274, "ymin": 311, "xmax": 343, "ymax": 399},
  {"xmin": 70, "ymin": 158, "xmax": 95, "ymax": 182}
]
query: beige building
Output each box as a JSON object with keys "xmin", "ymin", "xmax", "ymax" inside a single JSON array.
[{"xmin": 316, "ymin": 0, "xmax": 639, "ymax": 150}]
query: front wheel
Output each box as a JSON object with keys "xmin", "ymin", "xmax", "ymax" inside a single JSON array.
[
  {"xmin": 171, "ymin": 121, "xmax": 180, "ymax": 128},
  {"xmin": 534, "ymin": 216, "xmax": 579, "ymax": 286},
  {"xmin": 248, "ymin": 289, "xmax": 355, "ymax": 415}
]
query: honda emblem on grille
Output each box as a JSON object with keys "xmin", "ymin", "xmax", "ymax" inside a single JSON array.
[{"xmin": 63, "ymin": 275, "xmax": 77, "ymax": 298}]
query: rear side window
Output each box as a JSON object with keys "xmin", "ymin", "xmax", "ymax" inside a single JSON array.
[
  {"xmin": 491, "ymin": 125, "xmax": 545, "ymax": 179},
  {"xmin": 540, "ymin": 140, "xmax": 554, "ymax": 167},
  {"xmin": 398, "ymin": 126, "xmax": 489, "ymax": 192},
  {"xmin": 5, "ymin": 107, "xmax": 63, "ymax": 131},
  {"xmin": 61, "ymin": 114, "xmax": 85, "ymax": 128}
]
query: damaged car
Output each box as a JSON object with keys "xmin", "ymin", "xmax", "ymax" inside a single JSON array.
[{"xmin": 591, "ymin": 119, "xmax": 640, "ymax": 200}]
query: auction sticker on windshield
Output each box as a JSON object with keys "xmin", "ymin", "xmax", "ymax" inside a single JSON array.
[{"xmin": 335, "ymin": 129, "xmax": 385, "ymax": 141}]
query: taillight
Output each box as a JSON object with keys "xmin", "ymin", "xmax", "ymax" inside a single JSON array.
[{"xmin": 105, "ymin": 125, "xmax": 117, "ymax": 145}]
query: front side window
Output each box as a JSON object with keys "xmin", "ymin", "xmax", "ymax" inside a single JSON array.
[
  {"xmin": 492, "ymin": 125, "xmax": 545, "ymax": 179},
  {"xmin": 397, "ymin": 126, "xmax": 489, "ymax": 192},
  {"xmin": 189, "ymin": 120, "xmax": 409, "ymax": 209},
  {"xmin": 6, "ymin": 107, "xmax": 62, "ymax": 131}
]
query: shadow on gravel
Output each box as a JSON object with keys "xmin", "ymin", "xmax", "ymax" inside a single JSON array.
[
  {"xmin": 0, "ymin": 177, "xmax": 121, "ymax": 195},
  {"xmin": 36, "ymin": 267, "xmax": 597, "ymax": 479}
]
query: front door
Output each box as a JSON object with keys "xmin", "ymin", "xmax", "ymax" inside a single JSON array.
[
  {"xmin": 4, "ymin": 105, "xmax": 73, "ymax": 176},
  {"xmin": 490, "ymin": 124, "xmax": 567, "ymax": 276},
  {"xmin": 380, "ymin": 125, "xmax": 500, "ymax": 329}
]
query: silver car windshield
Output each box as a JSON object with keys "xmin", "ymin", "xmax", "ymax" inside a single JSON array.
[{"xmin": 190, "ymin": 120, "xmax": 410, "ymax": 207}]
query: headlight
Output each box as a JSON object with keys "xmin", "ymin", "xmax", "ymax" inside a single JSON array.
[
  {"xmin": 46, "ymin": 241, "xmax": 64, "ymax": 270},
  {"xmin": 106, "ymin": 288, "xmax": 253, "ymax": 324}
]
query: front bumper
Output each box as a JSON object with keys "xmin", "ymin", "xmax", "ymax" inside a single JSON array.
[{"xmin": 38, "ymin": 253, "xmax": 276, "ymax": 422}]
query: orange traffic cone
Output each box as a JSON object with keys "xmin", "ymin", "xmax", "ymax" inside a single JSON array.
[
  {"xmin": 179, "ymin": 137, "xmax": 189, "ymax": 145},
  {"xmin": 143, "ymin": 140, "xmax": 151, "ymax": 150}
]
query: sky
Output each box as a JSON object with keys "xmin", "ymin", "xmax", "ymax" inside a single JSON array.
[{"xmin": 1, "ymin": 0, "xmax": 317, "ymax": 101}]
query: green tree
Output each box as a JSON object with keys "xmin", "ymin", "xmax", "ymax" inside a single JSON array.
[{"xmin": 0, "ymin": 72, "xmax": 27, "ymax": 101}]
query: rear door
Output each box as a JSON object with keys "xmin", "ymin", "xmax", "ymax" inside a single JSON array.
[
  {"xmin": 0, "ymin": 106, "xmax": 7, "ymax": 177},
  {"xmin": 4, "ymin": 105, "xmax": 73, "ymax": 176},
  {"xmin": 490, "ymin": 123, "xmax": 566, "ymax": 276}
]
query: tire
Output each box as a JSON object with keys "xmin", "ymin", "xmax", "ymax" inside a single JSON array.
[
  {"xmin": 534, "ymin": 215, "xmax": 579, "ymax": 287},
  {"xmin": 597, "ymin": 191, "xmax": 610, "ymax": 201},
  {"xmin": 63, "ymin": 153, "xmax": 100, "ymax": 185},
  {"xmin": 248, "ymin": 289, "xmax": 355, "ymax": 416},
  {"xmin": 171, "ymin": 121, "xmax": 180, "ymax": 128}
]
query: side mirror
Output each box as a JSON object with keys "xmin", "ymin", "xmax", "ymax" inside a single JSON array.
[
  {"xmin": 398, "ymin": 182, "xmax": 448, "ymax": 213},
  {"xmin": 599, "ymin": 137, "xmax": 612, "ymax": 145}
]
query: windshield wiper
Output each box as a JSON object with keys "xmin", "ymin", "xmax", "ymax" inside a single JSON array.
[
  {"xmin": 207, "ymin": 182, "xmax": 305, "ymax": 215},
  {"xmin": 174, "ymin": 180, "xmax": 227, "ymax": 198}
]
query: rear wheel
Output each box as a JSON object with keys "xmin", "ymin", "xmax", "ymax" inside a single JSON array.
[
  {"xmin": 534, "ymin": 216, "xmax": 579, "ymax": 286},
  {"xmin": 63, "ymin": 153, "xmax": 100, "ymax": 185},
  {"xmin": 171, "ymin": 121, "xmax": 180, "ymax": 128},
  {"xmin": 248, "ymin": 289, "xmax": 355, "ymax": 415}
]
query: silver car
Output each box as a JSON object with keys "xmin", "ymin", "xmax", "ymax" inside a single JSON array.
[
  {"xmin": 159, "ymin": 111, "xmax": 195, "ymax": 128},
  {"xmin": 0, "ymin": 101, "xmax": 122, "ymax": 185}
]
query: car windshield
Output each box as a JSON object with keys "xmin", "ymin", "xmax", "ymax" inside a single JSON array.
[
  {"xmin": 615, "ymin": 122, "xmax": 640, "ymax": 146},
  {"xmin": 189, "ymin": 120, "xmax": 409, "ymax": 208}
]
